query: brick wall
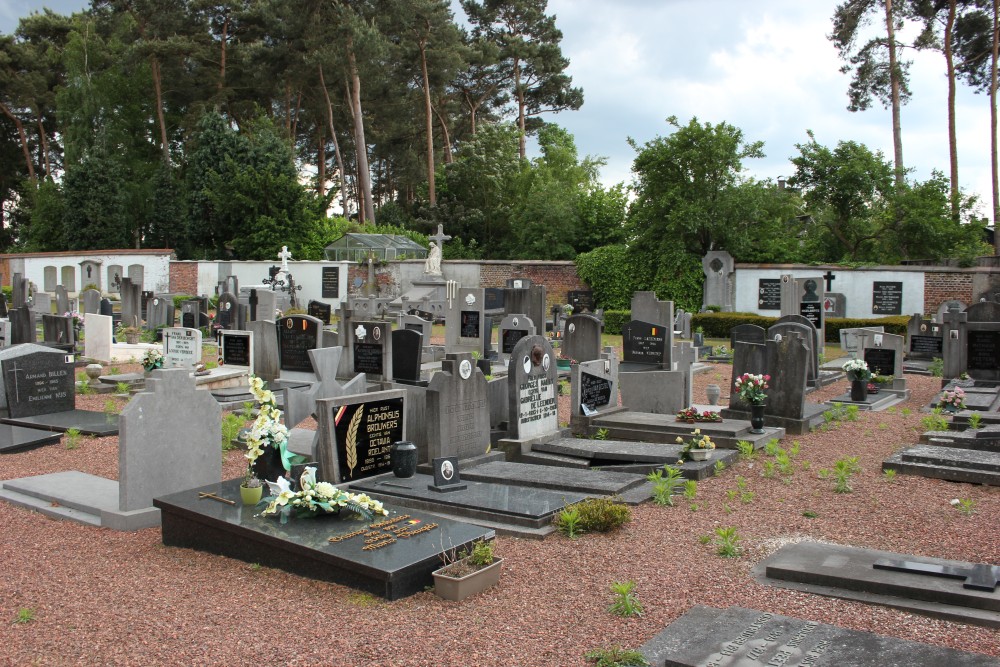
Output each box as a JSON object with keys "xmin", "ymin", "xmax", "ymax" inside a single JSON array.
[
  {"xmin": 924, "ymin": 272, "xmax": 974, "ymax": 313},
  {"xmin": 477, "ymin": 261, "xmax": 586, "ymax": 308},
  {"xmin": 169, "ymin": 262, "xmax": 199, "ymax": 295}
]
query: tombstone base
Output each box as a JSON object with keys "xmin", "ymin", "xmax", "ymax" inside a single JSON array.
[
  {"xmin": 827, "ymin": 387, "xmax": 909, "ymax": 412},
  {"xmin": 720, "ymin": 404, "xmax": 827, "ymax": 436},
  {"xmin": 428, "ymin": 482, "xmax": 468, "ymax": 493}
]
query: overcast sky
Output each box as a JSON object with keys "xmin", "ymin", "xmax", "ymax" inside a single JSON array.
[{"xmin": 3, "ymin": 0, "xmax": 996, "ymax": 219}]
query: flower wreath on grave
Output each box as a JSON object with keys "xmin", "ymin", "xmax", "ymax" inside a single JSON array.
[
  {"xmin": 938, "ymin": 387, "xmax": 966, "ymax": 410},
  {"xmin": 733, "ymin": 373, "xmax": 769, "ymax": 405},
  {"xmin": 675, "ymin": 407, "xmax": 723, "ymax": 423},
  {"xmin": 244, "ymin": 375, "xmax": 308, "ymax": 481},
  {"xmin": 142, "ymin": 349, "xmax": 163, "ymax": 372},
  {"xmin": 259, "ymin": 466, "xmax": 388, "ymax": 520},
  {"xmin": 675, "ymin": 428, "xmax": 716, "ymax": 461}
]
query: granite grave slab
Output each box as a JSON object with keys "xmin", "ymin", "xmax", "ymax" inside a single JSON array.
[{"xmin": 883, "ymin": 444, "xmax": 1000, "ymax": 486}]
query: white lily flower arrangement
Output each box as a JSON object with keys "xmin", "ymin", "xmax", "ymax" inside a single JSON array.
[
  {"xmin": 259, "ymin": 466, "xmax": 388, "ymax": 520},
  {"xmin": 843, "ymin": 358, "xmax": 872, "ymax": 382},
  {"xmin": 244, "ymin": 375, "xmax": 288, "ymax": 467}
]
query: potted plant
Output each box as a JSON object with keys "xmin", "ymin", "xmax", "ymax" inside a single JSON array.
[
  {"xmin": 240, "ymin": 470, "xmax": 264, "ymax": 506},
  {"xmin": 432, "ymin": 539, "xmax": 503, "ymax": 601},
  {"xmin": 117, "ymin": 324, "xmax": 141, "ymax": 345},
  {"xmin": 843, "ymin": 359, "xmax": 872, "ymax": 402},
  {"xmin": 674, "ymin": 428, "xmax": 716, "ymax": 462},
  {"xmin": 733, "ymin": 372, "xmax": 769, "ymax": 433},
  {"xmin": 938, "ymin": 387, "xmax": 966, "ymax": 413}
]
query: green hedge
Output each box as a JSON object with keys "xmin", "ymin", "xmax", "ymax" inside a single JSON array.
[
  {"xmin": 683, "ymin": 312, "xmax": 911, "ymax": 343},
  {"xmin": 602, "ymin": 310, "xmax": 631, "ymax": 335}
]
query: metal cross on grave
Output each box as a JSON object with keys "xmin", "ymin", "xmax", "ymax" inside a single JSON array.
[
  {"xmin": 822, "ymin": 270, "xmax": 836, "ymax": 292},
  {"xmin": 430, "ymin": 224, "xmax": 452, "ymax": 251}
]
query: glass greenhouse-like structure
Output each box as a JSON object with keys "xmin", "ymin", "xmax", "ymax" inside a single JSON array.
[{"xmin": 323, "ymin": 233, "xmax": 429, "ymax": 263}]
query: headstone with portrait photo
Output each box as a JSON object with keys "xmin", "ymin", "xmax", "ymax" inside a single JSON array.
[
  {"xmin": 428, "ymin": 456, "xmax": 467, "ymax": 493},
  {"xmin": 426, "ymin": 352, "xmax": 490, "ymax": 461},
  {"xmin": 444, "ymin": 286, "xmax": 486, "ymax": 355},
  {"xmin": 350, "ymin": 320, "xmax": 392, "ymax": 383},
  {"xmin": 504, "ymin": 335, "xmax": 559, "ymax": 444}
]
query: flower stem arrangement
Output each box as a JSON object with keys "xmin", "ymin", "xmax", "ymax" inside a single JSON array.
[
  {"xmin": 675, "ymin": 427, "xmax": 716, "ymax": 461},
  {"xmin": 675, "ymin": 407, "xmax": 722, "ymax": 423},
  {"xmin": 259, "ymin": 466, "xmax": 387, "ymax": 520},
  {"xmin": 733, "ymin": 373, "xmax": 769, "ymax": 405},
  {"xmin": 244, "ymin": 375, "xmax": 307, "ymax": 481},
  {"xmin": 938, "ymin": 387, "xmax": 966, "ymax": 411},
  {"xmin": 142, "ymin": 348, "xmax": 163, "ymax": 372},
  {"xmin": 843, "ymin": 359, "xmax": 872, "ymax": 383}
]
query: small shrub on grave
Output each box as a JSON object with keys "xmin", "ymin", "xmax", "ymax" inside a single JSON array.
[
  {"xmin": 554, "ymin": 497, "xmax": 631, "ymax": 534},
  {"xmin": 584, "ymin": 646, "xmax": 649, "ymax": 667},
  {"xmin": 601, "ymin": 310, "xmax": 631, "ymax": 335},
  {"xmin": 607, "ymin": 580, "xmax": 643, "ymax": 617}
]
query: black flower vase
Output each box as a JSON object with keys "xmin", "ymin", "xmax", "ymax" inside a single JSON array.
[
  {"xmin": 850, "ymin": 380, "xmax": 868, "ymax": 402},
  {"xmin": 391, "ymin": 441, "xmax": 418, "ymax": 478},
  {"xmin": 749, "ymin": 403, "xmax": 766, "ymax": 434},
  {"xmin": 252, "ymin": 446, "xmax": 287, "ymax": 485}
]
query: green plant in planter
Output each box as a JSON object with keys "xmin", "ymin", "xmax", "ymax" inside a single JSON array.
[
  {"xmin": 221, "ymin": 412, "xmax": 244, "ymax": 451},
  {"xmin": 928, "ymin": 357, "xmax": 944, "ymax": 377},
  {"xmin": 968, "ymin": 413, "xmax": 983, "ymax": 429}
]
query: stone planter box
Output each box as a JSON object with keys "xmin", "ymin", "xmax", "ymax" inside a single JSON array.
[{"xmin": 432, "ymin": 557, "xmax": 503, "ymax": 601}]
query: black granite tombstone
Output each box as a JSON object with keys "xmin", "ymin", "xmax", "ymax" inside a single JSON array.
[
  {"xmin": 567, "ymin": 290, "xmax": 595, "ymax": 313},
  {"xmin": 501, "ymin": 327, "xmax": 529, "ymax": 355},
  {"xmin": 622, "ymin": 320, "xmax": 668, "ymax": 365},
  {"xmin": 460, "ymin": 310, "xmax": 481, "ymax": 338},
  {"xmin": 221, "ymin": 331, "xmax": 252, "ymax": 367},
  {"xmin": 391, "ymin": 328, "xmax": 422, "ymax": 383},
  {"xmin": 967, "ymin": 330, "xmax": 1000, "ymax": 371},
  {"xmin": 308, "ymin": 300, "xmax": 332, "ymax": 324},
  {"xmin": 277, "ymin": 315, "xmax": 321, "ymax": 373},
  {"xmin": 99, "ymin": 298, "xmax": 114, "ymax": 317},
  {"xmin": 758, "ymin": 278, "xmax": 781, "ymax": 310},
  {"xmin": 3, "ymin": 350, "xmax": 75, "ymax": 418},
  {"xmin": 579, "ymin": 371, "xmax": 613, "ymax": 412},
  {"xmin": 863, "ymin": 347, "xmax": 897, "ymax": 376},
  {"xmin": 910, "ymin": 334, "xmax": 943, "ymax": 357},
  {"xmin": 332, "ymin": 397, "xmax": 404, "ymax": 481}
]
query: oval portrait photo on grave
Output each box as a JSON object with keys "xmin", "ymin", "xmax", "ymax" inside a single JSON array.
[{"xmin": 440, "ymin": 459, "xmax": 454, "ymax": 481}]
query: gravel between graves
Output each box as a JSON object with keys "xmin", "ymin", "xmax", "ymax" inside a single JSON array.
[{"xmin": 2, "ymin": 362, "xmax": 999, "ymax": 666}]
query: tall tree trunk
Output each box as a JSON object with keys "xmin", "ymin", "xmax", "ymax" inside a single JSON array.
[
  {"xmin": 433, "ymin": 101, "xmax": 453, "ymax": 163},
  {"xmin": 150, "ymin": 56, "xmax": 170, "ymax": 164},
  {"xmin": 218, "ymin": 16, "xmax": 228, "ymax": 91},
  {"xmin": 346, "ymin": 36, "xmax": 375, "ymax": 224},
  {"xmin": 291, "ymin": 90, "xmax": 301, "ymax": 140},
  {"xmin": 0, "ymin": 102, "xmax": 35, "ymax": 180},
  {"xmin": 419, "ymin": 30, "xmax": 436, "ymax": 206},
  {"xmin": 885, "ymin": 0, "xmax": 905, "ymax": 185},
  {"xmin": 36, "ymin": 114, "xmax": 51, "ymax": 178},
  {"xmin": 317, "ymin": 132, "xmax": 326, "ymax": 198},
  {"xmin": 945, "ymin": 0, "xmax": 959, "ymax": 220},
  {"xmin": 318, "ymin": 64, "xmax": 349, "ymax": 217},
  {"xmin": 514, "ymin": 56, "xmax": 526, "ymax": 159},
  {"xmin": 992, "ymin": 0, "xmax": 999, "ymax": 253}
]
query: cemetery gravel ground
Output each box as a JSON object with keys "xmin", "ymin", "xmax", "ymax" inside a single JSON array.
[{"xmin": 2, "ymin": 360, "xmax": 1000, "ymax": 665}]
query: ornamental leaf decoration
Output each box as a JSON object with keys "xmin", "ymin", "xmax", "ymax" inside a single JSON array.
[{"xmin": 345, "ymin": 408, "xmax": 364, "ymax": 478}]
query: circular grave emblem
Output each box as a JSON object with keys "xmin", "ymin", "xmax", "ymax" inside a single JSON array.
[
  {"xmin": 459, "ymin": 359, "xmax": 472, "ymax": 380},
  {"xmin": 568, "ymin": 323, "xmax": 576, "ymax": 334},
  {"xmin": 440, "ymin": 460, "xmax": 454, "ymax": 481},
  {"xmin": 465, "ymin": 293, "xmax": 476, "ymax": 306},
  {"xmin": 223, "ymin": 302, "xmax": 231, "ymax": 310},
  {"xmin": 153, "ymin": 298, "xmax": 159, "ymax": 306},
  {"xmin": 373, "ymin": 326, "xmax": 381, "ymax": 341},
  {"xmin": 355, "ymin": 324, "xmax": 367, "ymax": 340},
  {"xmin": 709, "ymin": 258, "xmax": 723, "ymax": 273},
  {"xmin": 522, "ymin": 355, "xmax": 531, "ymax": 374},
  {"xmin": 542, "ymin": 353, "xmax": 550, "ymax": 371},
  {"xmin": 920, "ymin": 323, "xmax": 927, "ymax": 332},
  {"xmin": 774, "ymin": 333, "xmax": 782, "ymax": 342}
]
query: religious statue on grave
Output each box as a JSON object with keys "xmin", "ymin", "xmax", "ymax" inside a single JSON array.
[{"xmin": 425, "ymin": 241, "xmax": 442, "ymax": 275}]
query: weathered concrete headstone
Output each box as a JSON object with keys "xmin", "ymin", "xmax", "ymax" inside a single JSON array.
[
  {"xmin": 315, "ymin": 388, "xmax": 407, "ymax": 484},
  {"xmin": 399, "ymin": 313, "xmax": 432, "ymax": 341},
  {"xmin": 54, "ymin": 285, "xmax": 70, "ymax": 315},
  {"xmin": 426, "ymin": 353, "xmax": 490, "ymax": 461},
  {"xmin": 701, "ymin": 251, "xmax": 734, "ymax": 311},
  {"xmin": 3, "ymin": 348, "xmax": 75, "ymax": 418},
  {"xmin": 119, "ymin": 368, "xmax": 221, "ymax": 514},
  {"xmin": 769, "ymin": 316, "xmax": 819, "ymax": 387},
  {"xmin": 839, "ymin": 326, "xmax": 885, "ymax": 359},
  {"xmin": 763, "ymin": 333, "xmax": 808, "ymax": 420},
  {"xmin": 0, "ymin": 320, "xmax": 10, "ymax": 349},
  {"xmin": 162, "ymin": 327, "xmax": 203, "ymax": 369},
  {"xmin": 11, "ymin": 273, "xmax": 28, "ymax": 309},
  {"xmin": 248, "ymin": 320, "xmax": 279, "ymax": 382},
  {"xmin": 504, "ymin": 284, "xmax": 546, "ymax": 334},
  {"xmin": 728, "ymin": 341, "xmax": 767, "ymax": 412},
  {"xmin": 445, "ymin": 286, "xmax": 487, "ymax": 355},
  {"xmin": 562, "ymin": 313, "xmax": 603, "ymax": 363},
  {"xmin": 730, "ymin": 323, "xmax": 766, "ymax": 351},
  {"xmin": 859, "ymin": 331, "xmax": 904, "ymax": 378},
  {"xmin": 41, "ymin": 314, "xmax": 75, "ymax": 350},
  {"xmin": 350, "ymin": 320, "xmax": 392, "ymax": 382},
  {"xmin": 119, "ymin": 277, "xmax": 142, "ymax": 328},
  {"xmin": 146, "ymin": 295, "xmax": 174, "ymax": 331},
  {"xmin": 30, "ymin": 292, "xmax": 51, "ymax": 317},
  {"xmin": 80, "ymin": 289, "xmax": 102, "ymax": 315},
  {"xmin": 9, "ymin": 306, "xmax": 34, "ymax": 345},
  {"xmin": 506, "ymin": 335, "xmax": 558, "ymax": 442},
  {"xmin": 215, "ymin": 291, "xmax": 240, "ymax": 330}
]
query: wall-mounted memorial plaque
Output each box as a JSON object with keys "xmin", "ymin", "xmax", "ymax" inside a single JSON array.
[
  {"xmin": 872, "ymin": 281, "xmax": 903, "ymax": 315},
  {"xmin": 321, "ymin": 266, "xmax": 340, "ymax": 299},
  {"xmin": 758, "ymin": 278, "xmax": 781, "ymax": 310}
]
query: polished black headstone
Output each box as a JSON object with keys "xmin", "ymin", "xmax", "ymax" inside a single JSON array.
[
  {"xmin": 580, "ymin": 371, "xmax": 613, "ymax": 411},
  {"xmin": 567, "ymin": 289, "xmax": 595, "ymax": 313},
  {"xmin": 429, "ymin": 456, "xmax": 466, "ymax": 492},
  {"xmin": 153, "ymin": 478, "xmax": 493, "ymax": 600},
  {"xmin": 622, "ymin": 320, "xmax": 667, "ymax": 365},
  {"xmin": 910, "ymin": 334, "xmax": 943, "ymax": 356},
  {"xmin": 391, "ymin": 328, "xmax": 422, "ymax": 382},
  {"xmin": 968, "ymin": 331, "xmax": 1000, "ymax": 371},
  {"xmin": 3, "ymin": 350, "xmax": 75, "ymax": 418},
  {"xmin": 277, "ymin": 315, "xmax": 321, "ymax": 373},
  {"xmin": 308, "ymin": 300, "xmax": 332, "ymax": 324},
  {"xmin": 460, "ymin": 310, "xmax": 481, "ymax": 338},
  {"xmin": 864, "ymin": 347, "xmax": 897, "ymax": 376},
  {"xmin": 220, "ymin": 331, "xmax": 252, "ymax": 367},
  {"xmin": 874, "ymin": 557, "xmax": 1000, "ymax": 592},
  {"xmin": 501, "ymin": 327, "xmax": 528, "ymax": 355},
  {"xmin": 333, "ymin": 397, "xmax": 403, "ymax": 481}
]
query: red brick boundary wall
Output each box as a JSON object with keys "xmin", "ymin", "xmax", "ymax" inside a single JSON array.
[
  {"xmin": 169, "ymin": 262, "xmax": 198, "ymax": 295},
  {"xmin": 924, "ymin": 272, "xmax": 974, "ymax": 313}
]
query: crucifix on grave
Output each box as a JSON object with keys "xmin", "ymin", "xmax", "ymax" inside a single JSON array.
[{"xmin": 424, "ymin": 224, "xmax": 451, "ymax": 276}]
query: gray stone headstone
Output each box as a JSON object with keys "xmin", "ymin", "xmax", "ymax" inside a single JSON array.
[
  {"xmin": 54, "ymin": 285, "xmax": 70, "ymax": 315},
  {"xmin": 730, "ymin": 323, "xmax": 766, "ymax": 350},
  {"xmin": 497, "ymin": 313, "xmax": 535, "ymax": 361},
  {"xmin": 858, "ymin": 331, "xmax": 905, "ymax": 378},
  {"xmin": 3, "ymin": 347, "xmax": 75, "ymax": 418},
  {"xmin": 119, "ymin": 277, "xmax": 142, "ymax": 328},
  {"xmin": 248, "ymin": 320, "xmax": 279, "ymax": 382},
  {"xmin": 348, "ymin": 320, "xmax": 392, "ymax": 383},
  {"xmin": 824, "ymin": 292, "xmax": 847, "ymax": 317},
  {"xmin": 11, "ymin": 273, "xmax": 28, "ymax": 309},
  {"xmin": 701, "ymin": 251, "xmax": 734, "ymax": 311},
  {"xmin": 445, "ymin": 286, "xmax": 487, "ymax": 355},
  {"xmin": 0, "ymin": 291, "xmax": 8, "ymax": 318},
  {"xmin": 427, "ymin": 353, "xmax": 491, "ymax": 460},
  {"xmin": 729, "ymin": 341, "xmax": 767, "ymax": 411},
  {"xmin": 277, "ymin": 314, "xmax": 323, "ymax": 380},
  {"xmin": 99, "ymin": 298, "xmax": 114, "ymax": 318},
  {"xmin": 119, "ymin": 368, "xmax": 221, "ymax": 512},
  {"xmin": 215, "ymin": 291, "xmax": 239, "ymax": 330},
  {"xmin": 42, "ymin": 314, "xmax": 75, "ymax": 348},
  {"xmin": 0, "ymin": 320, "xmax": 10, "ymax": 349},
  {"xmin": 9, "ymin": 306, "xmax": 35, "ymax": 345},
  {"xmin": 81, "ymin": 289, "xmax": 102, "ymax": 315},
  {"xmin": 764, "ymin": 333, "xmax": 808, "ymax": 420},
  {"xmin": 631, "ymin": 291, "xmax": 673, "ymax": 328},
  {"xmin": 619, "ymin": 368, "xmax": 687, "ymax": 415},
  {"xmin": 30, "ymin": 292, "xmax": 51, "ymax": 317},
  {"xmin": 839, "ymin": 326, "xmax": 885, "ymax": 359},
  {"xmin": 562, "ymin": 313, "xmax": 603, "ymax": 363},
  {"xmin": 283, "ymin": 347, "xmax": 366, "ymax": 430},
  {"xmin": 506, "ymin": 335, "xmax": 559, "ymax": 441},
  {"xmin": 399, "ymin": 313, "xmax": 432, "ymax": 341},
  {"xmin": 162, "ymin": 327, "xmax": 203, "ymax": 369},
  {"xmin": 254, "ymin": 289, "xmax": 278, "ymax": 321},
  {"xmin": 769, "ymin": 316, "xmax": 819, "ymax": 387},
  {"xmin": 146, "ymin": 295, "xmax": 175, "ymax": 331},
  {"xmin": 504, "ymin": 284, "xmax": 547, "ymax": 334}
]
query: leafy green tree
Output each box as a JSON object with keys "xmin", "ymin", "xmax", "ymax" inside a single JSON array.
[
  {"xmin": 62, "ymin": 141, "xmax": 136, "ymax": 249},
  {"xmin": 888, "ymin": 171, "xmax": 989, "ymax": 262},
  {"xmin": 575, "ymin": 244, "xmax": 644, "ymax": 310},
  {"xmin": 22, "ymin": 178, "xmax": 65, "ymax": 251},
  {"xmin": 575, "ymin": 182, "xmax": 627, "ymax": 254},
  {"xmin": 461, "ymin": 0, "xmax": 583, "ymax": 158}
]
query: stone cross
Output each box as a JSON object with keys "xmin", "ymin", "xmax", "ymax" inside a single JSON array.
[
  {"xmin": 278, "ymin": 245, "xmax": 293, "ymax": 272},
  {"xmin": 823, "ymin": 270, "xmax": 836, "ymax": 292},
  {"xmin": 430, "ymin": 224, "xmax": 452, "ymax": 251}
]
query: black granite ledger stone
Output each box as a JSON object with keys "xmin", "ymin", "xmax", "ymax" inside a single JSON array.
[
  {"xmin": 0, "ymin": 410, "xmax": 120, "ymax": 436},
  {"xmin": 0, "ymin": 424, "xmax": 62, "ymax": 453},
  {"xmin": 153, "ymin": 478, "xmax": 494, "ymax": 600},
  {"xmin": 639, "ymin": 605, "xmax": 997, "ymax": 667}
]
